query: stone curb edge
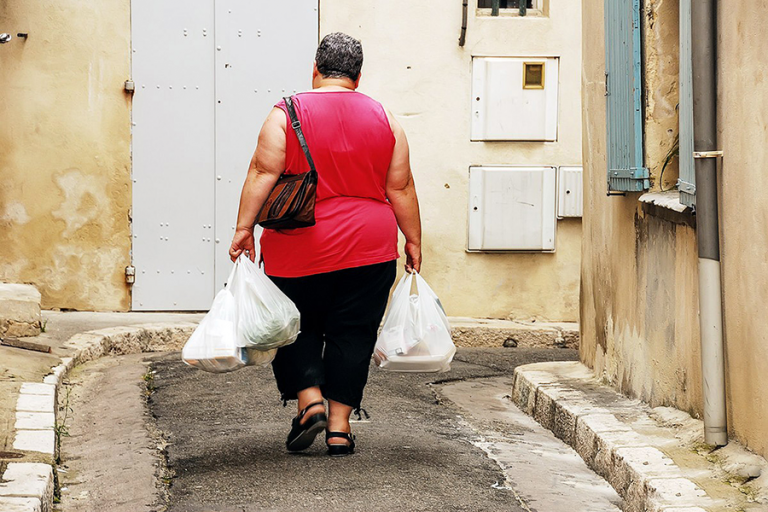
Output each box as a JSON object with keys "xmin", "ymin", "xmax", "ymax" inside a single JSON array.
[
  {"xmin": 510, "ymin": 361, "xmax": 711, "ymax": 512},
  {"xmin": 0, "ymin": 322, "xmax": 198, "ymax": 512}
]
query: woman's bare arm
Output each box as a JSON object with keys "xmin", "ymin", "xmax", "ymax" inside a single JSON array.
[
  {"xmin": 229, "ymin": 107, "xmax": 287, "ymax": 261},
  {"xmin": 384, "ymin": 110, "xmax": 422, "ymax": 273}
]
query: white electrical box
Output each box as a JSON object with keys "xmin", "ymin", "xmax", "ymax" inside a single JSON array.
[
  {"xmin": 557, "ymin": 166, "xmax": 583, "ymax": 218},
  {"xmin": 467, "ymin": 166, "xmax": 557, "ymax": 252},
  {"xmin": 471, "ymin": 57, "xmax": 559, "ymax": 141}
]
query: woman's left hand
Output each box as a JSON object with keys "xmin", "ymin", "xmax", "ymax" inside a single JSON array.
[{"xmin": 229, "ymin": 228, "xmax": 256, "ymax": 262}]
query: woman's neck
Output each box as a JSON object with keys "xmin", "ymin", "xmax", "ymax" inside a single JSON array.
[{"xmin": 312, "ymin": 76, "xmax": 357, "ymax": 91}]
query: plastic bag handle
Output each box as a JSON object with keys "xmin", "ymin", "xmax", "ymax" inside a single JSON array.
[
  {"xmin": 225, "ymin": 253, "xmax": 253, "ymax": 291},
  {"xmin": 391, "ymin": 273, "xmax": 414, "ymax": 301}
]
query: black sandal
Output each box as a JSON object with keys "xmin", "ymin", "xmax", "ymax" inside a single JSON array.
[
  {"xmin": 326, "ymin": 431, "xmax": 356, "ymax": 457},
  {"xmin": 286, "ymin": 401, "xmax": 327, "ymax": 452}
]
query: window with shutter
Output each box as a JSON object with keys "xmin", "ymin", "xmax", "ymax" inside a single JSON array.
[
  {"xmin": 604, "ymin": 0, "xmax": 649, "ymax": 192},
  {"xmin": 678, "ymin": 0, "xmax": 696, "ymax": 207}
]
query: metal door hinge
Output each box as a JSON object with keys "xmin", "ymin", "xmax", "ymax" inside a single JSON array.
[
  {"xmin": 124, "ymin": 80, "xmax": 135, "ymax": 93},
  {"xmin": 125, "ymin": 265, "xmax": 136, "ymax": 284},
  {"xmin": 677, "ymin": 179, "xmax": 696, "ymax": 194}
]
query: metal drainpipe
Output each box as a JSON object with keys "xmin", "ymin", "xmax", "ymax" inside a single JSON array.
[
  {"xmin": 459, "ymin": 0, "xmax": 468, "ymax": 46},
  {"xmin": 691, "ymin": 0, "xmax": 727, "ymax": 446}
]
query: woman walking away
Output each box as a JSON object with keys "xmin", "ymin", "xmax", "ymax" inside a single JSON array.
[{"xmin": 228, "ymin": 32, "xmax": 422, "ymax": 456}]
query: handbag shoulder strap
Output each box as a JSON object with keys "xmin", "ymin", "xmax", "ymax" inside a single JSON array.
[{"xmin": 283, "ymin": 96, "xmax": 317, "ymax": 175}]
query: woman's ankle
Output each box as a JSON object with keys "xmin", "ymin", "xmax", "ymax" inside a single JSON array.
[
  {"xmin": 327, "ymin": 399, "xmax": 353, "ymax": 433},
  {"xmin": 296, "ymin": 387, "xmax": 325, "ymax": 417}
]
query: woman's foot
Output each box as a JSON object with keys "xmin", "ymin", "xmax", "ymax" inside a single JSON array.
[
  {"xmin": 326, "ymin": 431, "xmax": 355, "ymax": 456},
  {"xmin": 286, "ymin": 401, "xmax": 327, "ymax": 451},
  {"xmin": 326, "ymin": 399, "xmax": 355, "ymax": 455},
  {"xmin": 286, "ymin": 388, "xmax": 327, "ymax": 452}
]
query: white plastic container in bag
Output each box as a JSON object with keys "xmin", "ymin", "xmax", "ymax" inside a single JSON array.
[{"xmin": 374, "ymin": 273, "xmax": 456, "ymax": 372}]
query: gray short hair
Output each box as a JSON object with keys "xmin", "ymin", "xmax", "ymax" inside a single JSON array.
[{"xmin": 315, "ymin": 32, "xmax": 363, "ymax": 81}]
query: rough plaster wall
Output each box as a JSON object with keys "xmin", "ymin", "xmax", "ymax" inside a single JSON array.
[
  {"xmin": 718, "ymin": 0, "xmax": 768, "ymax": 458},
  {"xmin": 580, "ymin": 0, "xmax": 703, "ymax": 419},
  {"xmin": 0, "ymin": 1, "xmax": 132, "ymax": 311},
  {"xmin": 320, "ymin": 0, "xmax": 583, "ymax": 320},
  {"xmin": 643, "ymin": 0, "xmax": 680, "ymax": 191}
]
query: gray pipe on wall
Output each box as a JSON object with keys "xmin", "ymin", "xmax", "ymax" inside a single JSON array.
[{"xmin": 691, "ymin": 0, "xmax": 727, "ymax": 446}]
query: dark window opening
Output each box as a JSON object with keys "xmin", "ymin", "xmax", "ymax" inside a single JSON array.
[{"xmin": 478, "ymin": 0, "xmax": 534, "ymax": 8}]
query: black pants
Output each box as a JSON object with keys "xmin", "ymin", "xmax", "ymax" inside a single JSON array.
[{"xmin": 268, "ymin": 260, "xmax": 397, "ymax": 409}]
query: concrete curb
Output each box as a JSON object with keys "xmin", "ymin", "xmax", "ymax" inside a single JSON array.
[
  {"xmin": 449, "ymin": 317, "xmax": 579, "ymax": 349},
  {"xmin": 512, "ymin": 361, "xmax": 712, "ymax": 512},
  {"xmin": 2, "ymin": 322, "xmax": 198, "ymax": 512}
]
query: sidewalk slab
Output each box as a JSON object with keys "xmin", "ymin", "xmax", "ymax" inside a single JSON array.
[
  {"xmin": 0, "ymin": 463, "xmax": 52, "ymax": 512},
  {"xmin": 512, "ymin": 361, "xmax": 768, "ymax": 512},
  {"xmin": 0, "ymin": 497, "xmax": 43, "ymax": 512}
]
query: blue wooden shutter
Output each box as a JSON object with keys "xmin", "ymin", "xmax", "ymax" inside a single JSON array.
[
  {"xmin": 604, "ymin": 0, "xmax": 649, "ymax": 192},
  {"xmin": 678, "ymin": 0, "xmax": 696, "ymax": 207}
]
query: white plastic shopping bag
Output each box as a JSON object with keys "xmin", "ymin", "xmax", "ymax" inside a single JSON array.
[
  {"xmin": 182, "ymin": 254, "xmax": 298, "ymax": 373},
  {"xmin": 181, "ymin": 287, "xmax": 277, "ymax": 373},
  {"xmin": 229, "ymin": 255, "xmax": 300, "ymax": 351},
  {"xmin": 374, "ymin": 273, "xmax": 456, "ymax": 372}
]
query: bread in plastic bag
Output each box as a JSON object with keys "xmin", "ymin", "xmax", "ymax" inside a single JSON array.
[
  {"xmin": 182, "ymin": 287, "xmax": 277, "ymax": 373},
  {"xmin": 229, "ymin": 254, "xmax": 301, "ymax": 351},
  {"xmin": 373, "ymin": 273, "xmax": 456, "ymax": 372}
]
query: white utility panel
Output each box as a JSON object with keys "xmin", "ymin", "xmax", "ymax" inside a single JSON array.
[
  {"xmin": 467, "ymin": 166, "xmax": 557, "ymax": 252},
  {"xmin": 557, "ymin": 166, "xmax": 583, "ymax": 218},
  {"xmin": 471, "ymin": 57, "xmax": 559, "ymax": 141}
]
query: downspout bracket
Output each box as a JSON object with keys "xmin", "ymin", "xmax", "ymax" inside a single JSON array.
[{"xmin": 693, "ymin": 151, "xmax": 723, "ymax": 159}]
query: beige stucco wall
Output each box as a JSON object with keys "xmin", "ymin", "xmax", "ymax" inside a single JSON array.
[
  {"xmin": 581, "ymin": 0, "xmax": 768, "ymax": 457},
  {"xmin": 0, "ymin": 1, "xmax": 132, "ymax": 311},
  {"xmin": 581, "ymin": 0, "xmax": 702, "ymax": 415},
  {"xmin": 321, "ymin": 0, "xmax": 583, "ymax": 320},
  {"xmin": 718, "ymin": 1, "xmax": 768, "ymax": 458}
]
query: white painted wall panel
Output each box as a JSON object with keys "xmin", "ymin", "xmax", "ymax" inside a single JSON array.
[
  {"xmin": 471, "ymin": 57, "xmax": 559, "ymax": 141},
  {"xmin": 467, "ymin": 166, "xmax": 557, "ymax": 251}
]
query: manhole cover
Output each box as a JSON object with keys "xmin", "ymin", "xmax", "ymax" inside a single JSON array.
[{"xmin": 0, "ymin": 451, "xmax": 24, "ymax": 459}]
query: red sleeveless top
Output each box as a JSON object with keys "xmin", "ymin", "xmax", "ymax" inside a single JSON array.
[{"xmin": 260, "ymin": 91, "xmax": 399, "ymax": 277}]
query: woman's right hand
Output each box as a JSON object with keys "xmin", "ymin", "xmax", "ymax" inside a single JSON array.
[
  {"xmin": 404, "ymin": 241, "xmax": 422, "ymax": 274},
  {"xmin": 229, "ymin": 227, "xmax": 256, "ymax": 262}
]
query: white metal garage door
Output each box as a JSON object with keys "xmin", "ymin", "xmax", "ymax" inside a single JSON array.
[{"xmin": 131, "ymin": 0, "xmax": 318, "ymax": 310}]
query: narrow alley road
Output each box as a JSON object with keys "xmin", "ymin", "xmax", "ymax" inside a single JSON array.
[{"xmin": 57, "ymin": 348, "xmax": 623, "ymax": 512}]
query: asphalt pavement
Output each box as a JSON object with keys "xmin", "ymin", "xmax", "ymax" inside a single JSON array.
[{"xmin": 145, "ymin": 347, "xmax": 583, "ymax": 512}]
